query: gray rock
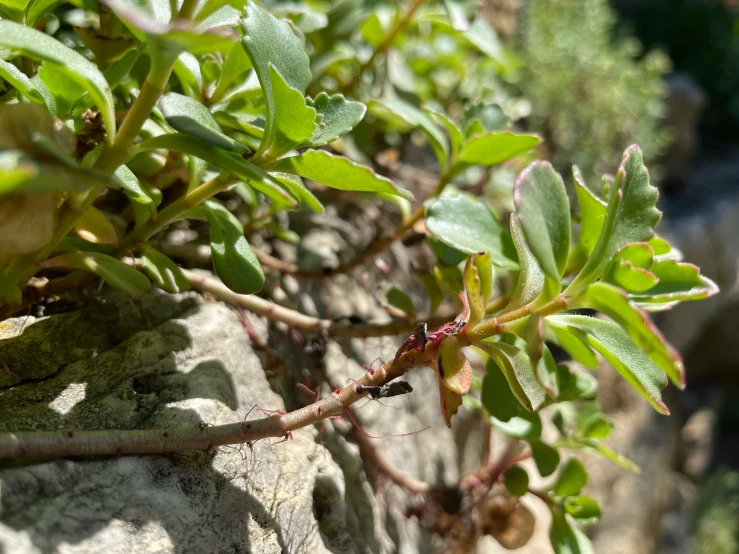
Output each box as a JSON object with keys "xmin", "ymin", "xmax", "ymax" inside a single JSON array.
[
  {"xmin": 0, "ymin": 284, "xmax": 465, "ymax": 554},
  {"xmin": 0, "ymin": 293, "xmax": 345, "ymax": 554}
]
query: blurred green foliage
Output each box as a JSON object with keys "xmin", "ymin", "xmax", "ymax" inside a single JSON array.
[
  {"xmin": 517, "ymin": 0, "xmax": 671, "ymax": 183},
  {"xmin": 692, "ymin": 469, "xmax": 739, "ymax": 554}
]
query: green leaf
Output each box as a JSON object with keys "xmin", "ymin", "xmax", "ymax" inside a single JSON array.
[
  {"xmin": 140, "ymin": 244, "xmax": 191, "ymax": 293},
  {"xmin": 42, "ymin": 252, "xmax": 151, "ymax": 297},
  {"xmin": 503, "ymin": 465, "xmax": 530, "ymax": 496},
  {"xmin": 566, "ymin": 145, "xmax": 661, "ymax": 294},
  {"xmin": 273, "ymin": 150, "xmax": 413, "ymax": 200},
  {"xmin": 426, "ymin": 107, "xmax": 464, "ymax": 164},
  {"xmin": 379, "ymin": 283, "xmax": 415, "ymax": 318},
  {"xmin": 549, "ymin": 509, "xmax": 595, "ymax": 554},
  {"xmin": 529, "ymin": 438, "xmax": 560, "ymax": 477},
  {"xmin": 211, "ymin": 41, "xmax": 251, "ymax": 103},
  {"xmin": 368, "ymin": 97, "xmax": 449, "ymax": 170},
  {"xmin": 514, "ymin": 161, "xmax": 571, "ymax": 285},
  {"xmin": 0, "ymin": 272, "xmax": 22, "ymax": 305},
  {"xmin": 457, "ymin": 132, "xmax": 541, "ymax": 168},
  {"xmin": 557, "ymin": 365, "xmax": 598, "ymax": 401},
  {"xmin": 74, "ymin": 206, "xmax": 118, "ymax": 245},
  {"xmin": 553, "ymin": 458, "xmax": 588, "ymax": 497},
  {"xmin": 631, "ymin": 259, "xmax": 719, "ymax": 309},
  {"xmin": 241, "ymin": 0, "xmax": 312, "ymax": 158},
  {"xmin": 462, "ymin": 102, "xmax": 509, "ymax": 136},
  {"xmin": 262, "ymin": 63, "xmax": 318, "ymax": 157},
  {"xmin": 476, "ymin": 340, "xmax": 546, "ymax": 411},
  {"xmin": 574, "ymin": 440, "xmax": 639, "ymax": 473},
  {"xmin": 159, "ymin": 92, "xmax": 248, "ymax": 153},
  {"xmin": 546, "ymin": 315, "xmax": 669, "ymax": 414},
  {"xmin": 564, "ymin": 496, "xmax": 601, "ymax": 524},
  {"xmin": 0, "ymin": 20, "xmax": 115, "ymax": 143},
  {"xmin": 136, "ymin": 133, "xmax": 296, "ymax": 206},
  {"xmin": 0, "ymin": 58, "xmax": 55, "ymax": 113},
  {"xmin": 578, "ymin": 412, "xmax": 613, "ymax": 441},
  {"xmin": 173, "ymin": 52, "xmax": 203, "ymax": 103},
  {"xmin": 604, "ymin": 259, "xmax": 659, "ymax": 292},
  {"xmin": 505, "ymin": 214, "xmax": 546, "ymax": 312},
  {"xmin": 491, "ymin": 410, "xmax": 542, "ymax": 439},
  {"xmin": 306, "ymin": 92, "xmax": 366, "ymax": 147},
  {"xmin": 464, "ymin": 17, "xmax": 503, "ymax": 62},
  {"xmin": 547, "ymin": 324, "xmax": 598, "ymax": 369},
  {"xmin": 269, "ymin": 172, "xmax": 324, "ymax": 214},
  {"xmin": 103, "ymin": 45, "xmax": 144, "ymax": 90},
  {"xmin": 574, "ymin": 281, "xmax": 685, "ymax": 388},
  {"xmin": 429, "ymin": 238, "xmax": 468, "ymax": 267},
  {"xmin": 425, "ymin": 194, "xmax": 517, "ymax": 270},
  {"xmin": 568, "ymin": 167, "xmax": 607, "ymax": 272},
  {"xmin": 482, "ymin": 356, "xmax": 519, "ymax": 422},
  {"xmin": 184, "ymin": 199, "xmax": 264, "ymax": 294}
]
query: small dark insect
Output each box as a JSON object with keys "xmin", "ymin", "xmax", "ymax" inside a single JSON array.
[
  {"xmin": 356, "ymin": 381, "xmax": 413, "ymax": 400},
  {"xmin": 198, "ymin": 421, "xmax": 209, "ymax": 430}
]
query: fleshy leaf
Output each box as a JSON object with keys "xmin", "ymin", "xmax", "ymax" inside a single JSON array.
[
  {"xmin": 546, "ymin": 315, "xmax": 670, "ymax": 414},
  {"xmin": 241, "ymin": 1, "xmax": 312, "ymax": 159},
  {"xmin": 368, "ymin": 97, "xmax": 449, "ymax": 170},
  {"xmin": 457, "ymin": 132, "xmax": 541, "ymax": 168},
  {"xmin": 462, "ymin": 102, "xmax": 509, "ymax": 136},
  {"xmin": 379, "ymin": 283, "xmax": 416, "ymax": 319},
  {"xmin": 438, "ymin": 335, "xmax": 472, "ymax": 395},
  {"xmin": 0, "ymin": 272, "xmax": 22, "ymax": 305},
  {"xmin": 0, "ymin": 21, "xmax": 115, "ymax": 143},
  {"xmin": 514, "ymin": 161, "xmax": 571, "ymax": 287},
  {"xmin": 630, "ymin": 259, "xmax": 719, "ymax": 309},
  {"xmin": 553, "ymin": 458, "xmax": 588, "ymax": 497},
  {"xmin": 159, "ymin": 92, "xmax": 248, "ymax": 153},
  {"xmin": 273, "ymin": 150, "xmax": 413, "ymax": 200},
  {"xmin": 415, "ymin": 270, "xmax": 444, "ymax": 316},
  {"xmin": 464, "ymin": 252, "xmax": 493, "ymax": 325},
  {"xmin": 136, "ymin": 133, "xmax": 296, "ymax": 206},
  {"xmin": 575, "ymin": 281, "xmax": 685, "ymax": 387},
  {"xmin": 566, "ymin": 146, "xmax": 661, "ymax": 294},
  {"xmin": 504, "ymin": 215, "xmax": 546, "ymax": 312},
  {"xmin": 564, "ymin": 496, "xmax": 601, "ymax": 524},
  {"xmin": 547, "ymin": 324, "xmax": 598, "ymax": 369},
  {"xmin": 74, "ymin": 206, "xmax": 118, "ymax": 245},
  {"xmin": 269, "ymin": 172, "xmax": 324, "ymax": 214},
  {"xmin": 549, "ymin": 509, "xmax": 595, "ymax": 554},
  {"xmin": 529, "ymin": 438, "xmax": 560, "ymax": 477},
  {"xmin": 306, "ymin": 92, "xmax": 366, "ymax": 147},
  {"xmin": 568, "ymin": 166, "xmax": 607, "ymax": 272},
  {"xmin": 503, "ymin": 465, "xmax": 530, "ymax": 496},
  {"xmin": 476, "ymin": 340, "xmax": 546, "ymax": 411},
  {"xmin": 0, "ymin": 58, "xmax": 55, "ymax": 113},
  {"xmin": 482, "ymin": 356, "xmax": 519, "ymax": 422},
  {"xmin": 140, "ymin": 244, "xmax": 191, "ymax": 294},
  {"xmin": 425, "ymin": 194, "xmax": 518, "ymax": 270},
  {"xmin": 433, "ymin": 362, "xmax": 463, "ymax": 428},
  {"xmin": 262, "ymin": 63, "xmax": 318, "ymax": 158},
  {"xmin": 42, "ymin": 252, "xmax": 151, "ymax": 297},
  {"xmin": 425, "ymin": 107, "xmax": 464, "ymax": 164},
  {"xmin": 184, "ymin": 199, "xmax": 265, "ymax": 294},
  {"xmin": 491, "ymin": 410, "xmax": 542, "ymax": 439}
]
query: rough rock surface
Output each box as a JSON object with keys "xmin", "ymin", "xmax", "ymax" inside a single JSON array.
[{"xmin": 0, "ymin": 278, "xmax": 468, "ymax": 554}]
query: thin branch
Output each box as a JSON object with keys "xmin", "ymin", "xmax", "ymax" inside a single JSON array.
[
  {"xmin": 182, "ymin": 269, "xmax": 451, "ymax": 338},
  {"xmin": 0, "ymin": 314, "xmax": 447, "ymax": 460}
]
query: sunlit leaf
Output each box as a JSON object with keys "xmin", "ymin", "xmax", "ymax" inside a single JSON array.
[
  {"xmin": 140, "ymin": 244, "xmax": 191, "ymax": 293},
  {"xmin": 425, "ymin": 194, "xmax": 517, "ymax": 270},
  {"xmin": 73, "ymin": 206, "xmax": 118, "ymax": 245},
  {"xmin": 273, "ymin": 149, "xmax": 413, "ymax": 200},
  {"xmin": 306, "ymin": 92, "xmax": 366, "ymax": 147},
  {"xmin": 457, "ymin": 131, "xmax": 541, "ymax": 168},
  {"xmin": 42, "ymin": 252, "xmax": 151, "ymax": 297},
  {"xmin": 553, "ymin": 458, "xmax": 588, "ymax": 497},
  {"xmin": 184, "ymin": 199, "xmax": 264, "ymax": 294},
  {"xmin": 477, "ymin": 340, "xmax": 546, "ymax": 411},
  {"xmin": 546, "ymin": 315, "xmax": 669, "ymax": 414},
  {"xmin": 438, "ymin": 335, "xmax": 472, "ymax": 395}
]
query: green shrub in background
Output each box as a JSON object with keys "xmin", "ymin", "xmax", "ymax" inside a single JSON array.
[
  {"xmin": 518, "ymin": 0, "xmax": 671, "ymax": 183},
  {"xmin": 693, "ymin": 469, "xmax": 739, "ymax": 554}
]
